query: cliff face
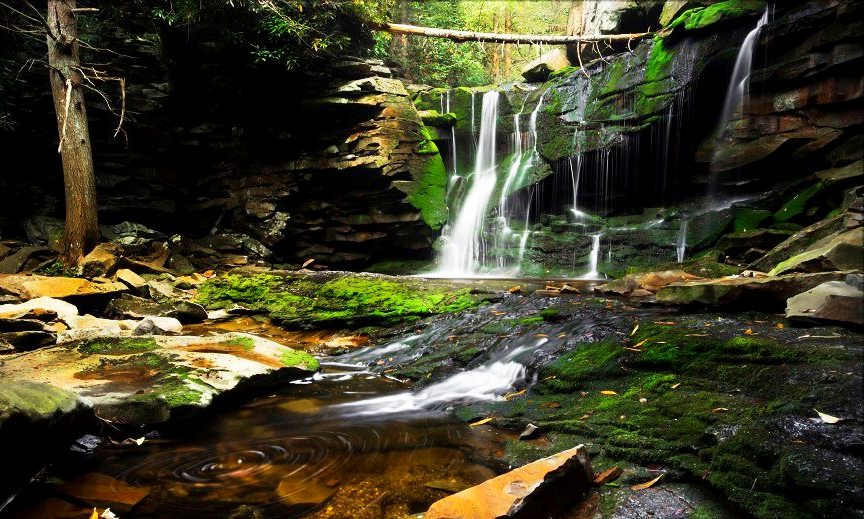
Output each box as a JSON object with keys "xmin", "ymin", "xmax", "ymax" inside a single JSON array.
[{"xmin": 0, "ymin": 17, "xmax": 446, "ymax": 269}]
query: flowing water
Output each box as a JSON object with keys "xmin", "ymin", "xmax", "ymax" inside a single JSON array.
[
  {"xmin": 437, "ymin": 91, "xmax": 500, "ymax": 276},
  {"xmin": 677, "ymin": 217, "xmax": 689, "ymax": 263},
  {"xmin": 580, "ymin": 233, "xmax": 602, "ymax": 280},
  {"xmin": 717, "ymin": 9, "xmax": 769, "ymax": 135}
]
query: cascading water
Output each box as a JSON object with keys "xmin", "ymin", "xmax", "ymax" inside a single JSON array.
[
  {"xmin": 677, "ymin": 217, "xmax": 689, "ymax": 263},
  {"xmin": 437, "ymin": 91, "xmax": 500, "ymax": 276},
  {"xmin": 580, "ymin": 233, "xmax": 602, "ymax": 279},
  {"xmin": 441, "ymin": 90, "xmax": 459, "ymax": 177},
  {"xmin": 717, "ymin": 9, "xmax": 769, "ymax": 133}
]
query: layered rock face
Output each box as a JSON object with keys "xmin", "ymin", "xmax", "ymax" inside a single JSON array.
[{"xmin": 1, "ymin": 18, "xmax": 446, "ymax": 269}]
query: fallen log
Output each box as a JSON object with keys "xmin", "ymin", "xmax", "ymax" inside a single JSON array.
[{"xmin": 375, "ymin": 22, "xmax": 653, "ymax": 45}]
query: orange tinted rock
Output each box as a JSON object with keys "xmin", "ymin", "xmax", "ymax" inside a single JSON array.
[
  {"xmin": 57, "ymin": 472, "xmax": 149, "ymax": 512},
  {"xmin": 425, "ymin": 445, "xmax": 593, "ymax": 519},
  {"xmin": 0, "ymin": 275, "xmax": 126, "ymax": 301}
]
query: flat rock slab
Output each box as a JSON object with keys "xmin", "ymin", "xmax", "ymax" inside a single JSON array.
[
  {"xmin": 0, "ymin": 274, "xmax": 127, "ymax": 301},
  {"xmin": 0, "ymin": 332, "xmax": 318, "ymax": 425},
  {"xmin": 425, "ymin": 445, "xmax": 593, "ymax": 519},
  {"xmin": 655, "ymin": 271, "xmax": 850, "ymax": 309},
  {"xmin": 787, "ymin": 280, "xmax": 864, "ymax": 326}
]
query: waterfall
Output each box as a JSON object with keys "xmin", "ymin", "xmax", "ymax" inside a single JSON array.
[
  {"xmin": 437, "ymin": 91, "xmax": 500, "ymax": 276},
  {"xmin": 717, "ymin": 9, "xmax": 769, "ymax": 132},
  {"xmin": 677, "ymin": 217, "xmax": 689, "ymax": 263},
  {"xmin": 441, "ymin": 90, "xmax": 459, "ymax": 176},
  {"xmin": 580, "ymin": 234, "xmax": 602, "ymax": 279}
]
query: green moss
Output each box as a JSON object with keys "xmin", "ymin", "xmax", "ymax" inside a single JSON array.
[
  {"xmin": 197, "ymin": 273, "xmax": 479, "ymax": 328},
  {"xmin": 407, "ymin": 151, "xmax": 449, "ymax": 230},
  {"xmin": 669, "ymin": 0, "xmax": 766, "ymax": 32},
  {"xmin": 540, "ymin": 340, "xmax": 625, "ymax": 392},
  {"xmin": 734, "ymin": 208, "xmax": 773, "ymax": 232},
  {"xmin": 774, "ymin": 182, "xmax": 825, "ymax": 222},
  {"xmin": 78, "ymin": 338, "xmax": 159, "ymax": 356},
  {"xmin": 221, "ymin": 336, "xmax": 255, "ymax": 351},
  {"xmin": 544, "ymin": 90, "xmax": 562, "ymax": 115},
  {"xmin": 517, "ymin": 316, "xmax": 544, "ymax": 326},
  {"xmin": 279, "ymin": 349, "xmax": 319, "ymax": 371},
  {"xmin": 419, "ymin": 110, "xmax": 458, "ymax": 127},
  {"xmin": 644, "ymin": 38, "xmax": 674, "ymax": 87},
  {"xmin": 548, "ymin": 65, "xmax": 580, "ymax": 80}
]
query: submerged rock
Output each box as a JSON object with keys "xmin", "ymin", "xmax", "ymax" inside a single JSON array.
[
  {"xmin": 0, "ymin": 381, "xmax": 88, "ymax": 441},
  {"xmin": 424, "ymin": 445, "xmax": 593, "ymax": 519},
  {"xmin": 0, "ymin": 333, "xmax": 318, "ymax": 425}
]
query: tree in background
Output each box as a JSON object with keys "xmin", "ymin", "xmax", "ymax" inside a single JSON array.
[{"xmin": 46, "ymin": 0, "xmax": 99, "ymax": 265}]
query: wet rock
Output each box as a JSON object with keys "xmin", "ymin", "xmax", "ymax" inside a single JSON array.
[
  {"xmin": 768, "ymin": 228, "xmax": 864, "ymax": 276},
  {"xmin": 276, "ymin": 473, "xmax": 336, "ymax": 508},
  {"xmin": 133, "ymin": 316, "xmax": 183, "ymax": 335},
  {"xmin": 0, "ymin": 246, "xmax": 54, "ymax": 274},
  {"xmin": 786, "ymin": 280, "xmax": 864, "ymax": 326},
  {"xmin": 101, "ymin": 221, "xmax": 165, "ymax": 247},
  {"xmin": 80, "ymin": 243, "xmax": 119, "ymax": 278},
  {"xmin": 107, "ymin": 294, "xmax": 208, "ymax": 324},
  {"xmin": 0, "ymin": 333, "xmax": 318, "ymax": 425},
  {"xmin": 596, "ymin": 270, "xmax": 702, "ymax": 296},
  {"xmin": 519, "ymin": 423, "xmax": 540, "ymax": 440},
  {"xmin": 717, "ymin": 229, "xmax": 794, "ymax": 256},
  {"xmin": 0, "ymin": 317, "xmax": 52, "ymax": 333},
  {"xmin": 57, "ymin": 321, "xmax": 124, "ymax": 344},
  {"xmin": 57, "ymin": 472, "xmax": 150, "ymax": 513},
  {"xmin": 424, "ymin": 445, "xmax": 593, "ymax": 519},
  {"xmin": 0, "ymin": 296, "xmax": 78, "ymax": 320},
  {"xmin": 426, "ymin": 479, "xmax": 471, "ymax": 494},
  {"xmin": 0, "ymin": 274, "xmax": 127, "ymax": 301},
  {"xmin": 748, "ymin": 213, "xmax": 847, "ymax": 273},
  {"xmin": 522, "ymin": 49, "xmax": 570, "ymax": 82},
  {"xmin": 0, "ymin": 330, "xmax": 55, "ymax": 352},
  {"xmin": 655, "ymin": 271, "xmax": 850, "ymax": 309}
]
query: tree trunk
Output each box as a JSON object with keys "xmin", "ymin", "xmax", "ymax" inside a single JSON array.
[
  {"xmin": 47, "ymin": 0, "xmax": 98, "ymax": 265},
  {"xmin": 391, "ymin": 1, "xmax": 409, "ymax": 68},
  {"xmin": 376, "ymin": 22, "xmax": 652, "ymax": 44},
  {"xmin": 490, "ymin": 10, "xmax": 500, "ymax": 81},
  {"xmin": 503, "ymin": 6, "xmax": 513, "ymax": 78}
]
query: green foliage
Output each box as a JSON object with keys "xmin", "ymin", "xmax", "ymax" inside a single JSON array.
[
  {"xmin": 148, "ymin": 0, "xmax": 394, "ymax": 69},
  {"xmin": 669, "ymin": 0, "xmax": 766, "ymax": 32},
  {"xmin": 279, "ymin": 349, "xmax": 320, "ymax": 370}
]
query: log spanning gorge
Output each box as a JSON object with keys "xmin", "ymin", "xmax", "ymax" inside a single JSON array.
[{"xmin": 0, "ymin": 1, "xmax": 861, "ymax": 519}]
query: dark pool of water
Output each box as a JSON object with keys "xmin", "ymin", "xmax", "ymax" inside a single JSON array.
[{"xmin": 6, "ymin": 369, "xmax": 512, "ymax": 519}]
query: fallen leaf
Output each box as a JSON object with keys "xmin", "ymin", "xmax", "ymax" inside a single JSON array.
[
  {"xmin": 508, "ymin": 286, "xmax": 521, "ymax": 294},
  {"xmin": 623, "ymin": 347, "xmax": 643, "ymax": 352},
  {"xmin": 630, "ymin": 324, "xmax": 639, "ymax": 336},
  {"xmin": 134, "ymin": 437, "xmax": 145, "ymax": 446},
  {"xmin": 639, "ymin": 398, "xmax": 648, "ymax": 404},
  {"xmin": 654, "ymin": 321, "xmax": 676, "ymax": 325},
  {"xmin": 504, "ymin": 389, "xmax": 527, "ymax": 400},
  {"xmin": 90, "ymin": 509, "xmax": 99, "ymax": 519},
  {"xmin": 744, "ymin": 328, "xmax": 754, "ymax": 335},
  {"xmin": 579, "ymin": 413, "xmax": 592, "ymax": 420},
  {"xmin": 469, "ymin": 417, "xmax": 494, "ymax": 427},
  {"xmin": 631, "ymin": 473, "xmax": 664, "ymax": 490},
  {"xmin": 776, "ymin": 323, "xmax": 785, "ymax": 329},
  {"xmin": 593, "ymin": 466, "xmax": 623, "ymax": 485},
  {"xmin": 815, "ymin": 409, "xmax": 842, "ymax": 424},
  {"xmin": 632, "ymin": 338, "xmax": 649, "ymax": 348},
  {"xmin": 102, "ymin": 509, "xmax": 119, "ymax": 519},
  {"xmin": 301, "ymin": 258, "xmax": 315, "ymax": 269},
  {"xmin": 671, "ymin": 383, "xmax": 681, "ymax": 389},
  {"xmin": 541, "ymin": 402, "xmax": 561, "ymax": 409},
  {"xmin": 712, "ymin": 407, "xmax": 730, "ymax": 413},
  {"xmin": 600, "ymin": 390, "xmax": 618, "ymax": 396},
  {"xmin": 536, "ymin": 334, "xmax": 548, "ymax": 338}
]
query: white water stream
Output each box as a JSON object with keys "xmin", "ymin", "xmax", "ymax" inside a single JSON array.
[{"xmin": 717, "ymin": 9, "xmax": 769, "ymax": 133}]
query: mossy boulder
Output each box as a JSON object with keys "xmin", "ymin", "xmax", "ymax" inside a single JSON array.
[
  {"xmin": 196, "ymin": 271, "xmax": 483, "ymax": 329},
  {"xmin": 0, "ymin": 333, "xmax": 318, "ymax": 426},
  {"xmin": 668, "ymin": 1, "xmax": 766, "ymax": 32}
]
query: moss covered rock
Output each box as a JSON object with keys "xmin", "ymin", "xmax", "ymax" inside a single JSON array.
[{"xmin": 197, "ymin": 271, "xmax": 483, "ymax": 328}]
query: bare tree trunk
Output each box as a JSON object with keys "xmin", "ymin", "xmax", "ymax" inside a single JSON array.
[
  {"xmin": 503, "ymin": 6, "xmax": 513, "ymax": 79},
  {"xmin": 490, "ymin": 10, "xmax": 500, "ymax": 81},
  {"xmin": 391, "ymin": 1, "xmax": 409, "ymax": 68},
  {"xmin": 566, "ymin": 0, "xmax": 586, "ymax": 64},
  {"xmin": 47, "ymin": 0, "xmax": 98, "ymax": 265},
  {"xmin": 376, "ymin": 22, "xmax": 652, "ymax": 44}
]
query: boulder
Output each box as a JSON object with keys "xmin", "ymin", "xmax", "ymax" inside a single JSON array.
[
  {"xmin": 133, "ymin": 316, "xmax": 183, "ymax": 335},
  {"xmin": 0, "ymin": 297, "xmax": 78, "ymax": 320},
  {"xmin": 0, "ymin": 330, "xmax": 56, "ymax": 352},
  {"xmin": 522, "ymin": 49, "xmax": 571, "ymax": 82},
  {"xmin": 0, "ymin": 274, "xmax": 126, "ymax": 301},
  {"xmin": 655, "ymin": 271, "xmax": 850, "ymax": 309},
  {"xmin": 0, "ymin": 246, "xmax": 54, "ymax": 274},
  {"xmin": 768, "ymin": 228, "xmax": 864, "ymax": 276},
  {"xmin": 786, "ymin": 280, "xmax": 864, "ymax": 326},
  {"xmin": 80, "ymin": 243, "xmax": 119, "ymax": 278},
  {"xmin": 115, "ymin": 268, "xmax": 148, "ymax": 294},
  {"xmin": 717, "ymin": 229, "xmax": 794, "ymax": 255},
  {"xmin": 0, "ymin": 381, "xmax": 87, "ymax": 440},
  {"xmin": 107, "ymin": 294, "xmax": 208, "ymax": 324},
  {"xmin": 57, "ymin": 319, "xmax": 124, "ymax": 344},
  {"xmin": 424, "ymin": 445, "xmax": 593, "ymax": 519},
  {"xmin": 0, "ymin": 333, "xmax": 319, "ymax": 425}
]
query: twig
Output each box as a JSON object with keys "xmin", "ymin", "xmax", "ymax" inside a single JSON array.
[
  {"xmin": 113, "ymin": 77, "xmax": 126, "ymax": 137},
  {"xmin": 57, "ymin": 77, "xmax": 72, "ymax": 153}
]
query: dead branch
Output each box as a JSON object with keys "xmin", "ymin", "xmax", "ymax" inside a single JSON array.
[{"xmin": 57, "ymin": 77, "xmax": 72, "ymax": 153}]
